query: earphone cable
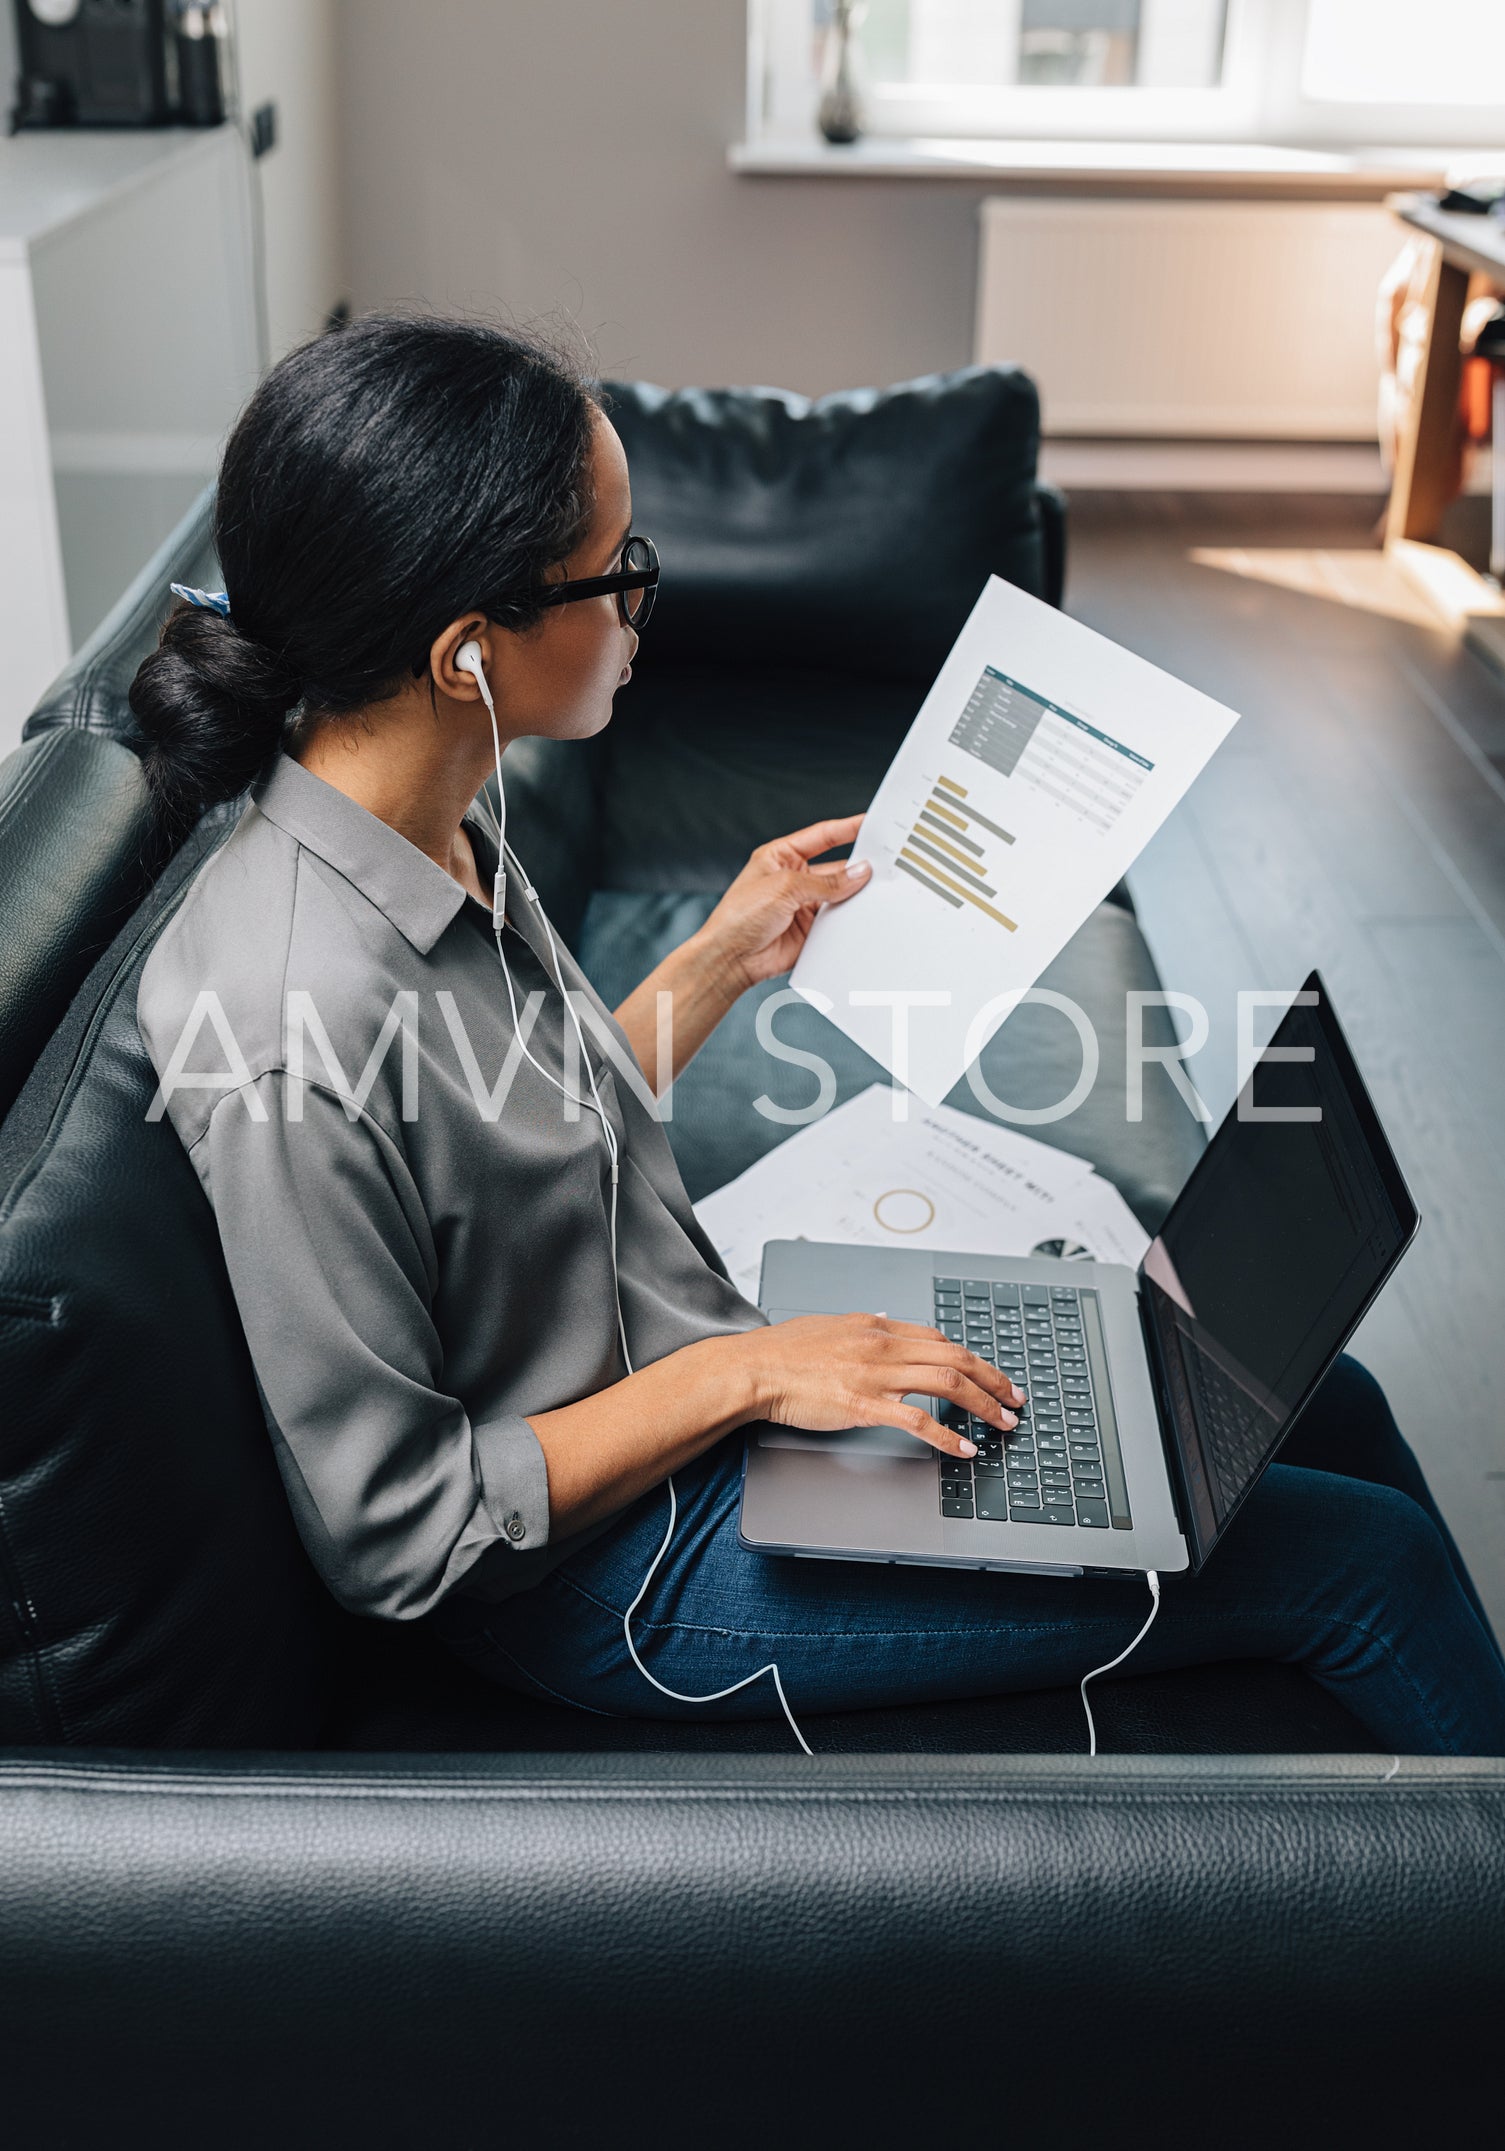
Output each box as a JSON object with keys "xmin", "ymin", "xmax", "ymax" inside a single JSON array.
[
  {"xmin": 1080, "ymin": 1569, "xmax": 1162, "ymax": 1757},
  {"xmin": 621, "ymin": 1474, "xmax": 814, "ymax": 1756},
  {"xmin": 466, "ymin": 641, "xmax": 811, "ymax": 1755}
]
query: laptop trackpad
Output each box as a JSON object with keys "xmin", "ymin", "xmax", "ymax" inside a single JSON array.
[
  {"xmin": 755, "ymin": 1300, "xmax": 937, "ymax": 1458},
  {"xmin": 756, "ymin": 1417, "xmax": 935, "ymax": 1461}
]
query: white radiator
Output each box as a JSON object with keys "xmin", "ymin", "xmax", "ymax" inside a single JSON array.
[{"xmin": 975, "ymin": 198, "xmax": 1401, "ymax": 439}]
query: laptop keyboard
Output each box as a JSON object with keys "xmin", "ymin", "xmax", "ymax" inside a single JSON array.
[
  {"xmin": 931, "ymin": 1277, "xmax": 1131, "ymax": 1531},
  {"xmin": 1180, "ymin": 1336, "xmax": 1279, "ymax": 1517}
]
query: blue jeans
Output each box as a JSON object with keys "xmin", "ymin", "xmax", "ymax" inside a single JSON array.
[{"xmin": 444, "ymin": 1358, "xmax": 1505, "ymax": 1756}]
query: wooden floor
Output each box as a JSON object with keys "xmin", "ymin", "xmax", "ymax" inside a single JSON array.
[{"xmin": 1069, "ymin": 495, "xmax": 1505, "ymax": 1643}]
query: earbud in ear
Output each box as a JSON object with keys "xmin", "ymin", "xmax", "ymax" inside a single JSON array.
[
  {"xmin": 455, "ymin": 639, "xmax": 494, "ymax": 714},
  {"xmin": 457, "ymin": 634, "xmax": 507, "ymax": 917}
]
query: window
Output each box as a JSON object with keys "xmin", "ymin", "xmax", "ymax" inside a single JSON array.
[
  {"xmin": 863, "ymin": 1, "xmax": 1230, "ymax": 93},
  {"xmin": 748, "ymin": 0, "xmax": 1505, "ymax": 147},
  {"xmin": 1300, "ymin": 0, "xmax": 1505, "ymax": 107}
]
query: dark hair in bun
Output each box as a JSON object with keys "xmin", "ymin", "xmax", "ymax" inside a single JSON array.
[
  {"xmin": 129, "ymin": 312, "xmax": 598, "ymax": 836},
  {"xmin": 129, "ymin": 604, "xmax": 302, "ymax": 836}
]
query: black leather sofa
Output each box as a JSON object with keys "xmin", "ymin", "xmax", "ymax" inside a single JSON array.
[{"xmin": 1, "ymin": 369, "xmax": 1500, "ymax": 2142}]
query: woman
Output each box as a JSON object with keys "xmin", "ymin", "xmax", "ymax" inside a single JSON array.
[{"xmin": 133, "ymin": 315, "xmax": 1505, "ymax": 1755}]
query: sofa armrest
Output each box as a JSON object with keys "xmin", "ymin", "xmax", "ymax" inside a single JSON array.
[
  {"xmin": 1, "ymin": 1752, "xmax": 1498, "ymax": 2142},
  {"xmin": 0, "ymin": 731, "xmax": 164, "ymax": 1121},
  {"xmin": 1035, "ymin": 477, "xmax": 1068, "ymax": 609}
]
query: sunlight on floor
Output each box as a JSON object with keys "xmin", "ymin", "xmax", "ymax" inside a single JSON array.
[{"xmin": 1187, "ymin": 547, "xmax": 1446, "ymax": 627}]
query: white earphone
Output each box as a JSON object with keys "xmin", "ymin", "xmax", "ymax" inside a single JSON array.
[
  {"xmin": 457, "ymin": 637, "xmax": 626, "ymax": 1345},
  {"xmin": 455, "ymin": 639, "xmax": 508, "ymax": 921},
  {"xmin": 457, "ymin": 638, "xmax": 811, "ymax": 1753}
]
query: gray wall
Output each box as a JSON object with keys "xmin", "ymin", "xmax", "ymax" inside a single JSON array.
[
  {"xmin": 237, "ymin": 0, "xmax": 347, "ymax": 359},
  {"xmin": 336, "ymin": 0, "xmax": 993, "ymax": 395}
]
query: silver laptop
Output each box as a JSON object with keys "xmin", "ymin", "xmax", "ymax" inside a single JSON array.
[{"xmin": 740, "ymin": 973, "xmax": 1418, "ymax": 1581}]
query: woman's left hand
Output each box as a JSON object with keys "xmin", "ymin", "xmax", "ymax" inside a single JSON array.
[{"xmin": 694, "ymin": 815, "xmax": 872, "ymax": 992}]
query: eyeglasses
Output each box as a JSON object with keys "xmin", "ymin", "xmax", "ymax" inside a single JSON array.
[
  {"xmin": 409, "ymin": 534, "xmax": 660, "ymax": 679},
  {"xmin": 538, "ymin": 533, "xmax": 659, "ymax": 630}
]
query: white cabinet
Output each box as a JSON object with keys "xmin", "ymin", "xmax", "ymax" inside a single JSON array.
[{"xmin": 0, "ymin": 125, "xmax": 259, "ymax": 751}]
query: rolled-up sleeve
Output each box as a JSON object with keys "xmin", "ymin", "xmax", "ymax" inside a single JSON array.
[{"xmin": 199, "ymin": 1070, "xmax": 549, "ymax": 1618}]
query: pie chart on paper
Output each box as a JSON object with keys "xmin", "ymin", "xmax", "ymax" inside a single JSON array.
[{"xmin": 871, "ymin": 1187, "xmax": 938, "ymax": 1236}]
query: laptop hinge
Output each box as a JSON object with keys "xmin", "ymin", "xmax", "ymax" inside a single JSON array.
[{"xmin": 1136, "ymin": 1277, "xmax": 1192, "ymax": 1538}]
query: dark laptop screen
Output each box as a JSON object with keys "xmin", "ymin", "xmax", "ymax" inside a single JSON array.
[{"xmin": 1140, "ymin": 974, "xmax": 1418, "ymax": 1568}]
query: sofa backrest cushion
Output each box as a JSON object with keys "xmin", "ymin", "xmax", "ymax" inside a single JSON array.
[
  {"xmin": 0, "ymin": 812, "xmax": 334, "ymax": 1749},
  {"xmin": 603, "ymin": 366, "xmax": 1047, "ymax": 685},
  {"xmin": 595, "ymin": 368, "xmax": 1051, "ymax": 888}
]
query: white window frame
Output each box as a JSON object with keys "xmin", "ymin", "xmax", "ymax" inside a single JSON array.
[{"xmin": 746, "ymin": 0, "xmax": 1505, "ymax": 149}]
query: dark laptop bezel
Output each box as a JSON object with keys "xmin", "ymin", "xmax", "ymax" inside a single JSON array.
[{"xmin": 1138, "ymin": 969, "xmax": 1420, "ymax": 1573}]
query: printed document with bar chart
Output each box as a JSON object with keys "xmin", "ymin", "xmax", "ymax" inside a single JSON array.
[{"xmin": 790, "ymin": 575, "xmax": 1238, "ymax": 1106}]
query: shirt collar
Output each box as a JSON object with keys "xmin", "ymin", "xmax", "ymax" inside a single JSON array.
[{"xmin": 252, "ymin": 750, "xmax": 481, "ymax": 956}]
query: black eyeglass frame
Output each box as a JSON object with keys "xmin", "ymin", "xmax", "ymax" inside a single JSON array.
[
  {"xmin": 409, "ymin": 535, "xmax": 660, "ymax": 677},
  {"xmin": 537, "ymin": 532, "xmax": 659, "ymax": 629}
]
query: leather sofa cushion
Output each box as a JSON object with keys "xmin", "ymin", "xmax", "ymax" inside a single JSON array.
[
  {"xmin": 4, "ymin": 1755, "xmax": 1487, "ymax": 2151},
  {"xmin": 603, "ymin": 368, "xmax": 1048, "ymax": 683},
  {"xmin": 0, "ymin": 815, "xmax": 334, "ymax": 1749},
  {"xmin": 593, "ymin": 664, "xmax": 921, "ymax": 894},
  {"xmin": 577, "ymin": 891, "xmax": 1205, "ymax": 1229},
  {"xmin": 0, "ymin": 729, "xmax": 165, "ymax": 1121}
]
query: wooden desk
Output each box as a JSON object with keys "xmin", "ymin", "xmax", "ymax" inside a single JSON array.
[
  {"xmin": 1384, "ymin": 192, "xmax": 1505, "ymax": 674},
  {"xmin": 1393, "ymin": 194, "xmax": 1505, "ymax": 286}
]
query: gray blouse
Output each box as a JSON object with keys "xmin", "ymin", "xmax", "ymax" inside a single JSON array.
[{"xmin": 136, "ymin": 749, "xmax": 766, "ymax": 1619}]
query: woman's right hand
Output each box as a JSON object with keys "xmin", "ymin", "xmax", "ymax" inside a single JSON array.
[{"xmin": 732, "ymin": 1313, "xmax": 1026, "ymax": 1461}]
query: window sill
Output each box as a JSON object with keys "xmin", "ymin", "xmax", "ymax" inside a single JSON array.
[{"xmin": 729, "ymin": 136, "xmax": 1456, "ymax": 200}]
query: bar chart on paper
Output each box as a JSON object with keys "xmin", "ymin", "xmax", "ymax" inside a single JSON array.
[
  {"xmin": 894, "ymin": 666, "xmax": 1157, "ymax": 935},
  {"xmin": 895, "ymin": 771, "xmax": 1019, "ymax": 931},
  {"xmin": 790, "ymin": 573, "xmax": 1239, "ymax": 1108}
]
